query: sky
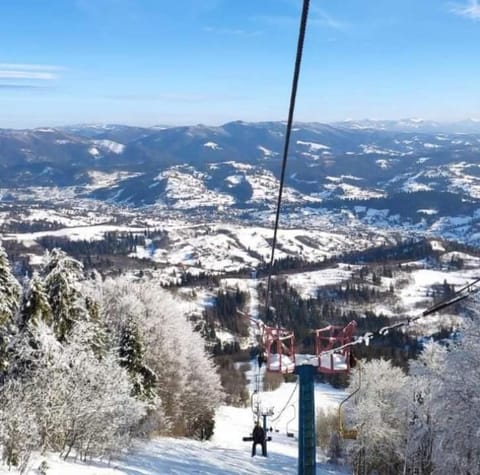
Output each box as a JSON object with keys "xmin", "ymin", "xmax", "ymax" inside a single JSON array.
[{"xmin": 2, "ymin": 0, "xmax": 480, "ymax": 128}]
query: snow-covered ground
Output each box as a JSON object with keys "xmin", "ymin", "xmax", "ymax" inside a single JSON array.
[
  {"xmin": 0, "ymin": 376, "xmax": 349, "ymax": 475},
  {"xmin": 285, "ymin": 265, "xmax": 358, "ymax": 299}
]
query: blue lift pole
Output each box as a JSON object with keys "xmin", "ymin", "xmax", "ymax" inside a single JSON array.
[{"xmin": 295, "ymin": 364, "xmax": 316, "ymax": 475}]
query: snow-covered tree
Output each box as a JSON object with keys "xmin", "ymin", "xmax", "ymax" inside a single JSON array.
[
  {"xmin": 1, "ymin": 320, "xmax": 146, "ymax": 465},
  {"xmin": 51, "ymin": 328, "xmax": 147, "ymax": 460},
  {"xmin": 18, "ymin": 272, "xmax": 52, "ymax": 330},
  {"xmin": 119, "ymin": 317, "xmax": 156, "ymax": 400},
  {"xmin": 42, "ymin": 249, "xmax": 86, "ymax": 342},
  {"xmin": 346, "ymin": 359, "xmax": 409, "ymax": 474},
  {"xmin": 102, "ymin": 277, "xmax": 223, "ymax": 438},
  {"xmin": 426, "ymin": 320, "xmax": 480, "ymax": 475},
  {"xmin": 0, "ymin": 378, "xmax": 40, "ymax": 472},
  {"xmin": 405, "ymin": 341, "xmax": 445, "ymax": 475},
  {"xmin": 0, "ymin": 243, "xmax": 21, "ymax": 374},
  {"xmin": 0, "ymin": 244, "xmax": 21, "ymax": 325}
]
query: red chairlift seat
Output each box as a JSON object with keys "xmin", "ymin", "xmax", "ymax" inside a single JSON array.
[
  {"xmin": 314, "ymin": 321, "xmax": 357, "ymax": 374},
  {"xmin": 264, "ymin": 325, "xmax": 296, "ymax": 374}
]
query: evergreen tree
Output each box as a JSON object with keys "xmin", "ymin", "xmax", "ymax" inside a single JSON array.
[
  {"xmin": 119, "ymin": 317, "xmax": 156, "ymax": 400},
  {"xmin": 18, "ymin": 272, "xmax": 52, "ymax": 330},
  {"xmin": 42, "ymin": 249, "xmax": 86, "ymax": 342},
  {"xmin": 84, "ymin": 295, "xmax": 109, "ymax": 358},
  {"xmin": 0, "ymin": 244, "xmax": 21, "ymax": 374},
  {"xmin": 0, "ymin": 244, "xmax": 21, "ymax": 325}
]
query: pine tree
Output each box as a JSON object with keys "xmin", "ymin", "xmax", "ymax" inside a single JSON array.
[
  {"xmin": 43, "ymin": 249, "xmax": 86, "ymax": 342},
  {"xmin": 0, "ymin": 244, "xmax": 21, "ymax": 374},
  {"xmin": 18, "ymin": 272, "xmax": 52, "ymax": 330},
  {"xmin": 119, "ymin": 317, "xmax": 156, "ymax": 400},
  {"xmin": 84, "ymin": 296, "xmax": 109, "ymax": 358},
  {"xmin": 0, "ymin": 244, "xmax": 21, "ymax": 325}
]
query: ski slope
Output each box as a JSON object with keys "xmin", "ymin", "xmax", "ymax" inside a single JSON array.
[{"xmin": 0, "ymin": 378, "xmax": 349, "ymax": 475}]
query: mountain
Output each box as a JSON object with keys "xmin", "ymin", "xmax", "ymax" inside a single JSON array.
[
  {"xmin": 1, "ymin": 120, "xmax": 480, "ymax": 222},
  {"xmin": 333, "ymin": 118, "xmax": 480, "ymax": 134}
]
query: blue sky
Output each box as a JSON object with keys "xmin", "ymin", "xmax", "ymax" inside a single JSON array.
[{"xmin": 2, "ymin": 0, "xmax": 480, "ymax": 128}]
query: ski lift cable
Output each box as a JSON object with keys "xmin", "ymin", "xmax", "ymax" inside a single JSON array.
[
  {"xmin": 264, "ymin": 0, "xmax": 310, "ymax": 318},
  {"xmin": 304, "ymin": 276, "xmax": 480, "ymax": 362}
]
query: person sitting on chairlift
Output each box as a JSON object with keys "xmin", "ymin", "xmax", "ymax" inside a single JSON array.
[
  {"xmin": 257, "ymin": 351, "xmax": 267, "ymax": 368},
  {"xmin": 251, "ymin": 421, "xmax": 266, "ymax": 457}
]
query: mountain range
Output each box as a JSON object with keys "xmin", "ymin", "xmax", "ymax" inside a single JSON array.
[{"xmin": 1, "ymin": 120, "xmax": 480, "ymax": 223}]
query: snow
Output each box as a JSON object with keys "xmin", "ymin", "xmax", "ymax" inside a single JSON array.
[
  {"xmin": 324, "ymin": 182, "xmax": 381, "ymax": 200},
  {"xmin": 376, "ymin": 159, "xmax": 390, "ymax": 169},
  {"xmin": 417, "ymin": 209, "xmax": 438, "ymax": 215},
  {"xmin": 430, "ymin": 240, "xmax": 445, "ymax": 251},
  {"xmin": 319, "ymin": 354, "xmax": 348, "ymax": 372},
  {"xmin": 88, "ymin": 146, "xmax": 100, "ymax": 157},
  {"xmin": 360, "ymin": 144, "xmax": 399, "ymax": 155},
  {"xmin": 0, "ymin": 374, "xmax": 349, "ymax": 475},
  {"xmin": 416, "ymin": 157, "xmax": 431, "ymax": 164},
  {"xmin": 92, "ymin": 139, "xmax": 125, "ymax": 154},
  {"xmin": 204, "ymin": 141, "xmax": 222, "ymax": 150},
  {"xmin": 401, "ymin": 172, "xmax": 432, "ymax": 192},
  {"xmin": 268, "ymin": 354, "xmax": 296, "ymax": 372},
  {"xmin": 86, "ymin": 171, "xmax": 142, "ymax": 189},
  {"xmin": 440, "ymin": 251, "xmax": 480, "ymax": 267},
  {"xmin": 396, "ymin": 266, "xmax": 480, "ymax": 323},
  {"xmin": 157, "ymin": 168, "xmax": 235, "ymax": 209},
  {"xmin": 285, "ymin": 265, "xmax": 356, "ymax": 299},
  {"xmin": 245, "ymin": 170, "xmax": 306, "ymax": 204},
  {"xmin": 5, "ymin": 224, "xmax": 146, "ymax": 243},
  {"xmin": 225, "ymin": 175, "xmax": 244, "ymax": 186},
  {"xmin": 257, "ymin": 145, "xmax": 277, "ymax": 157},
  {"xmin": 297, "ymin": 140, "xmax": 330, "ymax": 151}
]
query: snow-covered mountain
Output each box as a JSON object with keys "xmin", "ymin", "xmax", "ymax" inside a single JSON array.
[{"xmin": 1, "ymin": 120, "xmax": 480, "ymax": 231}]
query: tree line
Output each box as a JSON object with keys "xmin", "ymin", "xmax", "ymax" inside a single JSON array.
[{"xmin": 0, "ymin": 244, "xmax": 223, "ymax": 472}]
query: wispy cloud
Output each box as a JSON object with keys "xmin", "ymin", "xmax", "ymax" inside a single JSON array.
[
  {"xmin": 106, "ymin": 92, "xmax": 247, "ymax": 102},
  {"xmin": 0, "ymin": 63, "xmax": 65, "ymax": 71},
  {"xmin": 0, "ymin": 63, "xmax": 64, "ymax": 81},
  {"xmin": 253, "ymin": 6, "xmax": 348, "ymax": 33},
  {"xmin": 310, "ymin": 5, "xmax": 348, "ymax": 31},
  {"xmin": 451, "ymin": 0, "xmax": 480, "ymax": 20},
  {"xmin": 0, "ymin": 83, "xmax": 49, "ymax": 90},
  {"xmin": 203, "ymin": 26, "xmax": 261, "ymax": 37},
  {"xmin": 0, "ymin": 71, "xmax": 58, "ymax": 80}
]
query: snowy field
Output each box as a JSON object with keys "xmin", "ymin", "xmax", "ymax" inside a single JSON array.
[
  {"xmin": 284, "ymin": 265, "xmax": 358, "ymax": 299},
  {"xmin": 0, "ymin": 377, "xmax": 349, "ymax": 475}
]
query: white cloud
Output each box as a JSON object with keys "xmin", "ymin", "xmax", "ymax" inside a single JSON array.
[
  {"xmin": 0, "ymin": 63, "xmax": 65, "ymax": 71},
  {"xmin": 203, "ymin": 26, "xmax": 261, "ymax": 37},
  {"xmin": 0, "ymin": 70, "xmax": 58, "ymax": 80},
  {"xmin": 451, "ymin": 0, "xmax": 480, "ymax": 20},
  {"xmin": 310, "ymin": 5, "xmax": 348, "ymax": 31},
  {"xmin": 253, "ymin": 6, "xmax": 347, "ymax": 32},
  {"xmin": 0, "ymin": 63, "xmax": 64, "ymax": 81}
]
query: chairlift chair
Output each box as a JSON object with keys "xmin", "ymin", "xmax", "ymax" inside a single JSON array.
[
  {"xmin": 314, "ymin": 321, "xmax": 357, "ymax": 374},
  {"xmin": 264, "ymin": 325, "xmax": 296, "ymax": 374},
  {"xmin": 338, "ymin": 360, "xmax": 361, "ymax": 440}
]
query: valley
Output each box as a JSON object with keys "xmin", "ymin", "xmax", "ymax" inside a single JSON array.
[{"xmin": 1, "ymin": 120, "xmax": 479, "ymax": 474}]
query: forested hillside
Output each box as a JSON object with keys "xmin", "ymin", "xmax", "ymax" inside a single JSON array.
[{"xmin": 0, "ymin": 244, "xmax": 223, "ymax": 472}]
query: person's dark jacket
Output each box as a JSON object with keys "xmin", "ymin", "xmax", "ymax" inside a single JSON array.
[{"xmin": 253, "ymin": 425, "xmax": 265, "ymax": 443}]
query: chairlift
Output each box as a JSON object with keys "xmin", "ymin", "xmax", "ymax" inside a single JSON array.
[
  {"xmin": 338, "ymin": 361, "xmax": 361, "ymax": 440},
  {"xmin": 286, "ymin": 404, "xmax": 296, "ymax": 438},
  {"xmin": 264, "ymin": 325, "xmax": 296, "ymax": 374},
  {"xmin": 315, "ymin": 321, "xmax": 357, "ymax": 374}
]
